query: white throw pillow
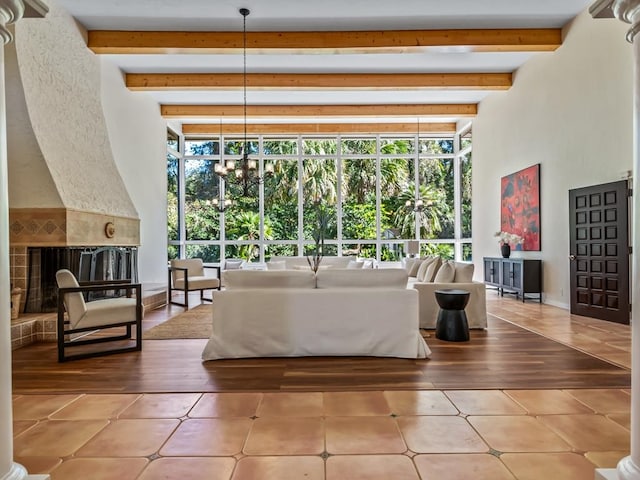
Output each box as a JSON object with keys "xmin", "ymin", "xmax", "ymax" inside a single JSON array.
[
  {"xmin": 407, "ymin": 258, "xmax": 425, "ymax": 277},
  {"xmin": 417, "ymin": 257, "xmax": 441, "ymax": 282},
  {"xmin": 361, "ymin": 259, "xmax": 374, "ymax": 269},
  {"xmin": 266, "ymin": 260, "xmax": 286, "ymax": 270},
  {"xmin": 224, "ymin": 259, "xmax": 244, "ymax": 270},
  {"xmin": 433, "ymin": 260, "xmax": 455, "ymax": 283},
  {"xmin": 404, "ymin": 257, "xmax": 417, "ymax": 274},
  {"xmin": 347, "ymin": 260, "xmax": 364, "ymax": 269},
  {"xmin": 423, "ymin": 257, "xmax": 442, "ymax": 283},
  {"xmin": 415, "ymin": 258, "xmax": 432, "ymax": 282},
  {"xmin": 453, "ymin": 262, "xmax": 474, "ymax": 283}
]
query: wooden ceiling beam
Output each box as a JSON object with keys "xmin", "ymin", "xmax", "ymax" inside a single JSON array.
[
  {"xmin": 161, "ymin": 103, "xmax": 477, "ymax": 118},
  {"xmin": 182, "ymin": 122, "xmax": 456, "ymax": 135},
  {"xmin": 89, "ymin": 28, "xmax": 561, "ymax": 54},
  {"xmin": 127, "ymin": 73, "xmax": 511, "ymax": 90}
]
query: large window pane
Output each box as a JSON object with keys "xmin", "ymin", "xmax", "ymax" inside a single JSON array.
[
  {"xmin": 185, "ymin": 244, "xmax": 220, "ymax": 263},
  {"xmin": 462, "ymin": 243, "xmax": 473, "ymax": 262},
  {"xmin": 421, "ymin": 243, "xmax": 454, "ymax": 259},
  {"xmin": 167, "ymin": 153, "xmax": 179, "ymax": 242},
  {"xmin": 184, "ymin": 159, "xmax": 220, "ymax": 241},
  {"xmin": 167, "ymin": 130, "xmax": 179, "ymax": 152},
  {"xmin": 461, "ymin": 153, "xmax": 472, "ymax": 239},
  {"xmin": 302, "ymin": 138, "xmax": 337, "ymax": 155},
  {"xmin": 342, "ymin": 158, "xmax": 376, "ymax": 240},
  {"xmin": 265, "ymin": 244, "xmax": 298, "ymax": 260},
  {"xmin": 418, "ymin": 158, "xmax": 453, "ymax": 239},
  {"xmin": 342, "ymin": 243, "xmax": 376, "ymax": 258},
  {"xmin": 381, "ymin": 242, "xmax": 404, "ymax": 261},
  {"xmin": 419, "ymin": 138, "xmax": 454, "ymax": 155},
  {"xmin": 380, "ymin": 138, "xmax": 413, "ymax": 154},
  {"xmin": 225, "ymin": 139, "xmax": 258, "ymax": 155},
  {"xmin": 265, "ymin": 159, "xmax": 298, "ymax": 241},
  {"xmin": 341, "ymin": 138, "xmax": 376, "ymax": 155},
  {"xmin": 264, "ymin": 138, "xmax": 298, "ymax": 155},
  {"xmin": 185, "ymin": 138, "xmax": 219, "ymax": 156},
  {"xmin": 303, "ymin": 159, "xmax": 337, "ymax": 241},
  {"xmin": 303, "ymin": 243, "xmax": 338, "ymax": 256},
  {"xmin": 380, "ymin": 158, "xmax": 411, "ymax": 239}
]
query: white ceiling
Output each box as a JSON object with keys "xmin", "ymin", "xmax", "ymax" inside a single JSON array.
[{"xmin": 53, "ymin": 0, "xmax": 596, "ymax": 127}]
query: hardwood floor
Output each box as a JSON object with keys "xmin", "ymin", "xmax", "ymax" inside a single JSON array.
[{"xmin": 11, "ymin": 293, "xmax": 631, "ymax": 394}]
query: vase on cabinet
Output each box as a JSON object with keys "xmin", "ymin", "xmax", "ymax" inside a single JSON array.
[{"xmin": 501, "ymin": 244, "xmax": 511, "ymax": 258}]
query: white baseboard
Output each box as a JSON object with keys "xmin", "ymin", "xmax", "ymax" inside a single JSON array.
[{"xmin": 541, "ymin": 298, "xmax": 569, "ymax": 310}]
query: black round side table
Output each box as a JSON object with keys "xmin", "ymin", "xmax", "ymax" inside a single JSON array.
[{"xmin": 434, "ymin": 289, "xmax": 471, "ymax": 342}]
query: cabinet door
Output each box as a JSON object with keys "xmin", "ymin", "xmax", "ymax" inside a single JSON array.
[
  {"xmin": 511, "ymin": 262, "xmax": 523, "ymax": 290},
  {"xmin": 501, "ymin": 261, "xmax": 513, "ymax": 288},
  {"xmin": 483, "ymin": 258, "xmax": 500, "ymax": 285}
]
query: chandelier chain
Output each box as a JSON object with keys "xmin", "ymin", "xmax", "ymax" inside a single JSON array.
[{"xmin": 242, "ymin": 8, "xmax": 248, "ymax": 150}]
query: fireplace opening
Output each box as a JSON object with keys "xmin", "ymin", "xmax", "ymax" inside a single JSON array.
[{"xmin": 24, "ymin": 246, "xmax": 138, "ymax": 313}]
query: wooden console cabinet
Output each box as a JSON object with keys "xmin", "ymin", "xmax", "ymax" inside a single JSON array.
[{"xmin": 483, "ymin": 257, "xmax": 542, "ymax": 303}]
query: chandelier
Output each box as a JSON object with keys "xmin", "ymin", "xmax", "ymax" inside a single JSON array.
[
  {"xmin": 212, "ymin": 196, "xmax": 232, "ymax": 213},
  {"xmin": 213, "ymin": 7, "xmax": 273, "ymax": 197},
  {"xmin": 405, "ymin": 199, "xmax": 425, "ymax": 212}
]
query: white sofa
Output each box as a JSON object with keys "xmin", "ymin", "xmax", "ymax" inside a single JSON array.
[
  {"xmin": 201, "ymin": 269, "xmax": 431, "ymax": 360},
  {"xmin": 404, "ymin": 257, "xmax": 487, "ymax": 329}
]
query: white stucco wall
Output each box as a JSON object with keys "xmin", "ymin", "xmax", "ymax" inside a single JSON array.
[
  {"xmin": 473, "ymin": 10, "xmax": 633, "ymax": 308},
  {"xmin": 100, "ymin": 60, "xmax": 168, "ymax": 284},
  {"xmin": 13, "ymin": 0, "xmax": 137, "ymax": 218}
]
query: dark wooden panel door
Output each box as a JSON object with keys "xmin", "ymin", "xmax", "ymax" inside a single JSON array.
[{"xmin": 569, "ymin": 180, "xmax": 630, "ymax": 324}]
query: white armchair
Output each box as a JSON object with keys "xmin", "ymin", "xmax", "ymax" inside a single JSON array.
[
  {"xmin": 168, "ymin": 258, "xmax": 221, "ymax": 308},
  {"xmin": 56, "ymin": 269, "xmax": 142, "ymax": 362}
]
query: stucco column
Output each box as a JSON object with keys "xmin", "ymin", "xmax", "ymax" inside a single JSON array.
[
  {"xmin": 0, "ymin": 2, "xmax": 48, "ymax": 480},
  {"xmin": 592, "ymin": 1, "xmax": 640, "ymax": 479}
]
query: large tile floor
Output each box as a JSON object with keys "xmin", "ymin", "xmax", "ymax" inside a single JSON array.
[{"xmin": 11, "ymin": 294, "xmax": 632, "ymax": 479}]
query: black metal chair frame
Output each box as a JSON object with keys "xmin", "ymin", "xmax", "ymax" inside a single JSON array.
[
  {"xmin": 167, "ymin": 265, "xmax": 221, "ymax": 308},
  {"xmin": 57, "ymin": 279, "xmax": 142, "ymax": 362}
]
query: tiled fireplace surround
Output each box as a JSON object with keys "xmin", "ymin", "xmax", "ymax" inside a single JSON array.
[{"xmin": 9, "ymin": 246, "xmax": 57, "ymax": 350}]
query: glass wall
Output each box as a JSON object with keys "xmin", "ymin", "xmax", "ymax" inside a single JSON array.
[{"xmin": 167, "ymin": 128, "xmax": 472, "ymax": 264}]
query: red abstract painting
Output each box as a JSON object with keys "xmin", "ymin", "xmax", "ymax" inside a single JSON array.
[{"xmin": 500, "ymin": 164, "xmax": 541, "ymax": 251}]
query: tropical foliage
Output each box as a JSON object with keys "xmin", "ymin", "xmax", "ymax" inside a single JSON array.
[{"xmin": 167, "ymin": 135, "xmax": 472, "ymax": 262}]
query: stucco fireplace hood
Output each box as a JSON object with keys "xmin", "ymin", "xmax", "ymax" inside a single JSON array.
[{"xmin": 6, "ymin": 6, "xmax": 140, "ymax": 247}]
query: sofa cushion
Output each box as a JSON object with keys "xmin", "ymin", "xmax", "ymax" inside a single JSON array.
[
  {"xmin": 266, "ymin": 260, "xmax": 286, "ymax": 270},
  {"xmin": 224, "ymin": 259, "xmax": 245, "ymax": 270},
  {"xmin": 454, "ymin": 262, "xmax": 474, "ymax": 283},
  {"xmin": 316, "ymin": 268, "xmax": 408, "ymax": 289},
  {"xmin": 293, "ymin": 264, "xmax": 313, "ymax": 271},
  {"xmin": 347, "ymin": 260, "xmax": 364, "ymax": 269},
  {"xmin": 171, "ymin": 258, "xmax": 205, "ymax": 279},
  {"xmin": 418, "ymin": 257, "xmax": 442, "ymax": 282},
  {"xmin": 359, "ymin": 258, "xmax": 375, "ymax": 269},
  {"xmin": 433, "ymin": 260, "xmax": 455, "ymax": 283},
  {"xmin": 224, "ymin": 270, "xmax": 316, "ymax": 289},
  {"xmin": 407, "ymin": 258, "xmax": 425, "ymax": 277}
]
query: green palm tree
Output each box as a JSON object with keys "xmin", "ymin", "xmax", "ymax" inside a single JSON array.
[
  {"xmin": 393, "ymin": 184, "xmax": 446, "ymax": 239},
  {"xmin": 380, "ymin": 158, "xmax": 410, "ymax": 197},
  {"xmin": 303, "ymin": 159, "xmax": 337, "ymax": 204},
  {"xmin": 229, "ymin": 211, "xmax": 273, "ymax": 261}
]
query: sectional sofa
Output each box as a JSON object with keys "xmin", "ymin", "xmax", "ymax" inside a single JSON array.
[
  {"xmin": 404, "ymin": 257, "xmax": 487, "ymax": 329},
  {"xmin": 201, "ymin": 268, "xmax": 431, "ymax": 361}
]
